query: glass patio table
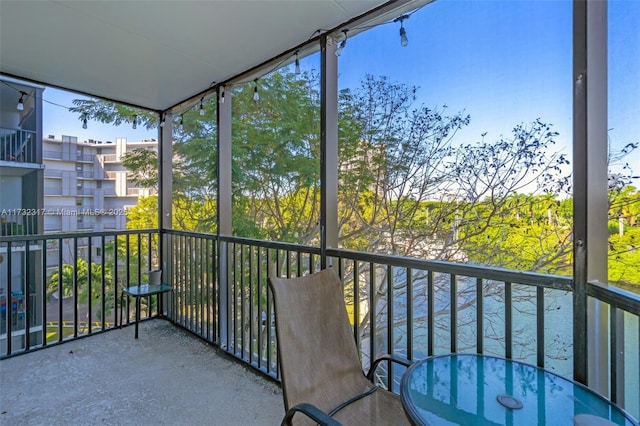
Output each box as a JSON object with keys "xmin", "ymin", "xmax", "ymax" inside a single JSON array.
[{"xmin": 400, "ymin": 354, "xmax": 638, "ymax": 426}]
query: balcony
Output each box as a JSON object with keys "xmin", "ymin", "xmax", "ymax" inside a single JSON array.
[
  {"xmin": 1, "ymin": 229, "xmax": 639, "ymax": 422},
  {"xmin": 0, "ymin": 212, "xmax": 39, "ymax": 236},
  {"xmin": 0, "ymin": 128, "xmax": 40, "ymax": 166},
  {"xmin": 1, "ymin": 1, "xmax": 638, "ymax": 424},
  {"xmin": 101, "ymin": 154, "xmax": 119, "ymax": 163}
]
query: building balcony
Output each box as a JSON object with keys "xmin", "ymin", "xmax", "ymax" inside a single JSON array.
[
  {"xmin": 0, "ymin": 212, "xmax": 40, "ymax": 236},
  {"xmin": 101, "ymin": 154, "xmax": 119, "ymax": 163},
  {"xmin": 42, "ymin": 150, "xmax": 63, "ymax": 160},
  {"xmin": 0, "ymin": 128, "xmax": 42, "ymax": 169},
  {"xmin": 1, "ymin": 229, "xmax": 639, "ymax": 423}
]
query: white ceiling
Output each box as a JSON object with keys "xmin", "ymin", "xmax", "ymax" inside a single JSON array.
[{"xmin": 0, "ymin": 0, "xmax": 413, "ymax": 112}]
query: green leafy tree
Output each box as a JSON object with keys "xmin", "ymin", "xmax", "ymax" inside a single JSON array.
[
  {"xmin": 122, "ymin": 148, "xmax": 159, "ymax": 189},
  {"xmin": 608, "ymin": 185, "xmax": 640, "ymax": 288},
  {"xmin": 125, "ymin": 195, "xmax": 158, "ymax": 229},
  {"xmin": 69, "ymin": 100, "xmax": 156, "ymax": 129},
  {"xmin": 336, "ymin": 76, "xmax": 570, "ymax": 265},
  {"xmin": 230, "ymin": 70, "xmax": 321, "ymax": 242},
  {"xmin": 47, "ymin": 258, "xmax": 114, "ymax": 332}
]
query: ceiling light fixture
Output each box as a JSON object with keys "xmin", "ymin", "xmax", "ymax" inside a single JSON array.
[
  {"xmin": 82, "ymin": 114, "xmax": 88, "ymax": 129},
  {"xmin": 394, "ymin": 15, "xmax": 409, "ymax": 47},
  {"xmin": 17, "ymin": 92, "xmax": 26, "ymax": 111},
  {"xmin": 253, "ymin": 80, "xmax": 260, "ymax": 102},
  {"xmin": 335, "ymin": 30, "xmax": 348, "ymax": 56}
]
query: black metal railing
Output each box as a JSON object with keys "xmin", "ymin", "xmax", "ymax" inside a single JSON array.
[
  {"xmin": 2, "ymin": 230, "xmax": 639, "ymax": 419},
  {"xmin": 156, "ymin": 233, "xmax": 640, "ymax": 417},
  {"xmin": 164, "ymin": 230, "xmax": 217, "ymax": 343},
  {"xmin": 0, "ymin": 128, "xmax": 37, "ymax": 164},
  {"xmin": 1, "ymin": 229, "xmax": 159, "ymax": 357},
  {"xmin": 218, "ymin": 235, "xmax": 321, "ymax": 379},
  {"xmin": 325, "ymin": 248, "xmax": 638, "ymax": 415},
  {"xmin": 162, "ymin": 231, "xmax": 321, "ymax": 380},
  {"xmin": 327, "ymin": 248, "xmax": 574, "ymax": 372}
]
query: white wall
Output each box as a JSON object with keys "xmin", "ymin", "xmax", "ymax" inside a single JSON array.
[{"xmin": 0, "ymin": 176, "xmax": 22, "ymax": 208}]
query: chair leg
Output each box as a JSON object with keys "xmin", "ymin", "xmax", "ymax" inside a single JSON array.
[{"xmin": 119, "ymin": 291, "xmax": 123, "ymax": 328}]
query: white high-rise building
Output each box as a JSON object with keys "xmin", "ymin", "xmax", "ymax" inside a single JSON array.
[
  {"xmin": 42, "ymin": 135, "xmax": 157, "ymax": 234},
  {"xmin": 42, "ymin": 136, "xmax": 157, "ymax": 269}
]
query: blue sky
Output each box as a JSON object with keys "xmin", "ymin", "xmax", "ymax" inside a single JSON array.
[
  {"xmin": 335, "ymin": 0, "xmax": 639, "ymax": 174},
  {"xmin": 43, "ymin": 0, "xmax": 639, "ymax": 176},
  {"xmin": 43, "ymin": 89, "xmax": 156, "ymax": 142},
  {"xmin": 608, "ymin": 0, "xmax": 640, "ymax": 169},
  {"xmin": 338, "ymin": 0, "xmax": 573, "ymax": 143}
]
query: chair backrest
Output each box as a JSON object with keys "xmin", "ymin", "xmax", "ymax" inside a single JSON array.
[{"xmin": 269, "ymin": 268, "xmax": 372, "ymax": 417}]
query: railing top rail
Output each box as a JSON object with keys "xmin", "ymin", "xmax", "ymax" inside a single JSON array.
[
  {"xmin": 12, "ymin": 230, "xmax": 637, "ymax": 297},
  {"xmin": 218, "ymin": 234, "xmax": 322, "ymax": 254},
  {"xmin": 587, "ymin": 281, "xmax": 640, "ymax": 315},
  {"xmin": 0, "ymin": 228, "xmax": 159, "ymax": 243},
  {"xmin": 0, "ymin": 127, "xmax": 36, "ymax": 134},
  {"xmin": 327, "ymin": 247, "xmax": 574, "ymax": 291},
  {"xmin": 163, "ymin": 229, "xmax": 218, "ymax": 239}
]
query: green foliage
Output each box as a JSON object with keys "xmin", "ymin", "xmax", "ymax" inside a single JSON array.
[
  {"xmin": 125, "ymin": 194, "xmax": 217, "ymax": 234},
  {"xmin": 230, "ymin": 70, "xmax": 321, "ymax": 242},
  {"xmin": 173, "ymin": 195, "xmax": 217, "ymax": 233},
  {"xmin": 47, "ymin": 258, "xmax": 115, "ymax": 320},
  {"xmin": 607, "ymin": 186, "xmax": 640, "ymax": 287},
  {"xmin": 460, "ymin": 193, "xmax": 573, "ymax": 275},
  {"xmin": 335, "ymin": 76, "xmax": 572, "ymax": 272},
  {"xmin": 125, "ymin": 195, "xmax": 158, "ymax": 229},
  {"xmin": 121, "ymin": 148, "xmax": 158, "ymax": 189},
  {"xmin": 69, "ymin": 99, "xmax": 157, "ymax": 129},
  {"xmin": 608, "ymin": 227, "xmax": 640, "ymax": 285}
]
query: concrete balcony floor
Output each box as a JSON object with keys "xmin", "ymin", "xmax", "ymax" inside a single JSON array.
[{"xmin": 0, "ymin": 320, "xmax": 284, "ymax": 425}]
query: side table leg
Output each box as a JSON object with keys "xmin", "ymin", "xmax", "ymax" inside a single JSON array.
[{"xmin": 135, "ymin": 296, "xmax": 140, "ymax": 339}]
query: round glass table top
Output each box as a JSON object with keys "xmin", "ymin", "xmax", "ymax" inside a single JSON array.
[{"xmin": 400, "ymin": 354, "xmax": 638, "ymax": 426}]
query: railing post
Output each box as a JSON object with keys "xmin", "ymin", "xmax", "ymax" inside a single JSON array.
[
  {"xmin": 35, "ymin": 88, "xmax": 44, "ymax": 236},
  {"xmin": 218, "ymin": 85, "xmax": 233, "ymax": 348},
  {"xmin": 572, "ymin": 0, "xmax": 609, "ymax": 394},
  {"xmin": 159, "ymin": 111, "xmax": 173, "ymax": 316},
  {"xmin": 320, "ymin": 34, "xmax": 339, "ymax": 269}
]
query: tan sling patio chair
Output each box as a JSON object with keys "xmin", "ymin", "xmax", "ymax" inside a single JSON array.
[{"xmin": 269, "ymin": 268, "xmax": 414, "ymax": 426}]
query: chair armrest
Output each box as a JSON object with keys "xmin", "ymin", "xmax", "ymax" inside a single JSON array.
[
  {"xmin": 366, "ymin": 354, "xmax": 414, "ymax": 382},
  {"xmin": 282, "ymin": 403, "xmax": 342, "ymax": 426}
]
